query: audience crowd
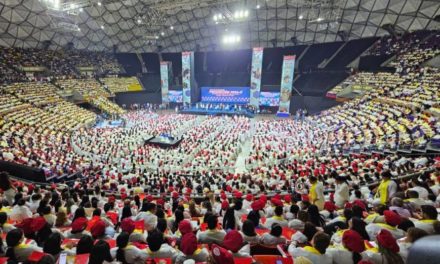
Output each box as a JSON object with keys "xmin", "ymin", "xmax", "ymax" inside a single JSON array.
[{"xmin": 0, "ymin": 30, "xmax": 438, "ymax": 264}]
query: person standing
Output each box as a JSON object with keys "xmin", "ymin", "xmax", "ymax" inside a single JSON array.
[
  {"xmin": 334, "ymin": 175, "xmax": 350, "ymax": 208},
  {"xmin": 309, "ymin": 177, "xmax": 325, "ymax": 210}
]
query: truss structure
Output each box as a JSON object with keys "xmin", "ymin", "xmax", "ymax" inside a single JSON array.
[{"xmin": 0, "ymin": 0, "xmax": 438, "ymax": 52}]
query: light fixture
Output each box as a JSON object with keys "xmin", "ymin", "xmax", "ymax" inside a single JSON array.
[
  {"xmin": 137, "ymin": 19, "xmax": 142, "ymax": 24},
  {"xmin": 155, "ymin": 35, "xmax": 159, "ymax": 39},
  {"xmin": 79, "ymin": 7, "xmax": 84, "ymax": 12},
  {"xmin": 97, "ymin": 1, "xmax": 102, "ymax": 6},
  {"xmin": 299, "ymin": 15, "xmax": 304, "ymax": 20},
  {"xmin": 256, "ymin": 4, "xmax": 260, "ymax": 9},
  {"xmin": 70, "ymin": 3, "xmax": 75, "ymax": 9},
  {"xmin": 170, "ymin": 26, "xmax": 174, "ymax": 30},
  {"xmin": 317, "ymin": 17, "xmax": 323, "ymax": 22},
  {"xmin": 77, "ymin": 27, "xmax": 81, "ymax": 31},
  {"xmin": 213, "ymin": 15, "xmax": 218, "ymax": 21},
  {"xmin": 161, "ymin": 31, "xmax": 165, "ymax": 36},
  {"xmin": 233, "ymin": 10, "xmax": 249, "ymax": 20},
  {"xmin": 100, "ymin": 25, "xmax": 104, "ymax": 29},
  {"xmin": 223, "ymin": 34, "xmax": 241, "ymax": 44}
]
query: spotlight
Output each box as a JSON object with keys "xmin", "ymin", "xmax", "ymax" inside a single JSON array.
[
  {"xmin": 223, "ymin": 34, "xmax": 241, "ymax": 44},
  {"xmin": 161, "ymin": 32, "xmax": 165, "ymax": 36},
  {"xmin": 244, "ymin": 10, "xmax": 249, "ymax": 17},
  {"xmin": 170, "ymin": 26, "xmax": 174, "ymax": 30},
  {"xmin": 97, "ymin": 1, "xmax": 102, "ymax": 6},
  {"xmin": 70, "ymin": 3, "xmax": 75, "ymax": 8},
  {"xmin": 215, "ymin": 21, "xmax": 219, "ymax": 24},
  {"xmin": 137, "ymin": 19, "xmax": 142, "ymax": 24},
  {"xmin": 77, "ymin": 27, "xmax": 81, "ymax": 32},
  {"xmin": 234, "ymin": 11, "xmax": 239, "ymax": 18},
  {"xmin": 155, "ymin": 35, "xmax": 159, "ymax": 39},
  {"xmin": 317, "ymin": 17, "xmax": 323, "ymax": 22},
  {"xmin": 100, "ymin": 25, "xmax": 104, "ymax": 29},
  {"xmin": 79, "ymin": 7, "xmax": 84, "ymax": 12},
  {"xmin": 299, "ymin": 15, "xmax": 304, "ymax": 20},
  {"xmin": 256, "ymin": 4, "xmax": 260, "ymax": 9},
  {"xmin": 213, "ymin": 15, "xmax": 218, "ymax": 21}
]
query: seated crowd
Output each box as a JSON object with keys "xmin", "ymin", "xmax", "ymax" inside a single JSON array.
[
  {"xmin": 0, "ymin": 47, "xmax": 121, "ymax": 79},
  {"xmin": 0, "ymin": 157, "xmax": 438, "ymax": 264},
  {"xmin": 0, "ymin": 29, "xmax": 438, "ymax": 264},
  {"xmin": 101, "ymin": 77, "xmax": 142, "ymax": 93}
]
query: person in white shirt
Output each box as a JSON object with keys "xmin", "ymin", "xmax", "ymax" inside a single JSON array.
[
  {"xmin": 144, "ymin": 230, "xmax": 183, "ymax": 262},
  {"xmin": 264, "ymin": 206, "xmax": 288, "ymax": 229},
  {"xmin": 362, "ymin": 229, "xmax": 405, "ymax": 264},
  {"xmin": 366, "ymin": 210, "xmax": 405, "ymax": 240},
  {"xmin": 413, "ymin": 205, "xmax": 438, "ymax": 234},
  {"xmin": 26, "ymin": 193, "xmax": 41, "ymax": 214},
  {"xmin": 334, "ymin": 176, "xmax": 350, "ymax": 208},
  {"xmin": 5, "ymin": 229, "xmax": 43, "ymax": 263},
  {"xmin": 327, "ymin": 229, "xmax": 368, "ymax": 264},
  {"xmin": 260, "ymin": 223, "xmax": 287, "ymax": 246},
  {"xmin": 398, "ymin": 227, "xmax": 429, "ymax": 262},
  {"xmin": 10, "ymin": 199, "xmax": 32, "ymax": 223},
  {"xmin": 288, "ymin": 232, "xmax": 332, "ymax": 264},
  {"xmin": 134, "ymin": 202, "xmax": 158, "ymax": 231},
  {"xmin": 196, "ymin": 215, "xmax": 226, "ymax": 244},
  {"xmin": 409, "ymin": 180, "xmax": 429, "ymax": 200},
  {"xmin": 114, "ymin": 231, "xmax": 149, "ymax": 264}
]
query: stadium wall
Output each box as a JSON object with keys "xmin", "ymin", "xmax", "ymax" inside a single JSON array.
[
  {"xmin": 0, "ymin": 160, "xmax": 47, "ymax": 183},
  {"xmin": 115, "ymin": 91, "xmax": 162, "ymax": 105}
]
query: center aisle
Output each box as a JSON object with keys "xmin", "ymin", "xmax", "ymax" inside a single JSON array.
[{"xmin": 235, "ymin": 119, "xmax": 255, "ymax": 173}]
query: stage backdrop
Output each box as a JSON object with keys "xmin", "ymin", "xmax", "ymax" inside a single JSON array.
[
  {"xmin": 278, "ymin": 55, "xmax": 296, "ymax": 113},
  {"xmin": 201, "ymin": 87, "xmax": 250, "ymax": 104},
  {"xmin": 168, "ymin": 90, "xmax": 183, "ymax": 103},
  {"xmin": 260, "ymin": 92, "xmax": 280, "ymax": 106},
  {"xmin": 160, "ymin": 61, "xmax": 171, "ymax": 103},
  {"xmin": 182, "ymin": 51, "xmax": 194, "ymax": 105},
  {"xmin": 250, "ymin": 47, "xmax": 263, "ymax": 108}
]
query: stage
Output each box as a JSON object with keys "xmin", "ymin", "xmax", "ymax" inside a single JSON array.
[
  {"xmin": 145, "ymin": 135, "xmax": 183, "ymax": 148},
  {"xmin": 180, "ymin": 107, "xmax": 255, "ymax": 118}
]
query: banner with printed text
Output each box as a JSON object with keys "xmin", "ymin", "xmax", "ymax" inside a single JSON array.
[
  {"xmin": 278, "ymin": 55, "xmax": 296, "ymax": 113},
  {"xmin": 181, "ymin": 51, "xmax": 193, "ymax": 105},
  {"xmin": 250, "ymin": 47, "xmax": 264, "ymax": 108},
  {"xmin": 160, "ymin": 61, "xmax": 170, "ymax": 103}
]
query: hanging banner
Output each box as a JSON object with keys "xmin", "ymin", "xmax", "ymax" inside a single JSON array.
[
  {"xmin": 181, "ymin": 51, "xmax": 194, "ymax": 105},
  {"xmin": 278, "ymin": 55, "xmax": 296, "ymax": 113},
  {"xmin": 250, "ymin": 47, "xmax": 263, "ymax": 108},
  {"xmin": 160, "ymin": 61, "xmax": 171, "ymax": 104}
]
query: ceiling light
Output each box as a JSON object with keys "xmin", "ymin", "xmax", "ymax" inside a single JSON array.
[
  {"xmin": 79, "ymin": 7, "xmax": 84, "ymax": 12},
  {"xmin": 299, "ymin": 15, "xmax": 304, "ymax": 20},
  {"xmin": 234, "ymin": 11, "xmax": 239, "ymax": 18},
  {"xmin": 137, "ymin": 19, "xmax": 142, "ymax": 24},
  {"xmin": 77, "ymin": 27, "xmax": 81, "ymax": 31},
  {"xmin": 223, "ymin": 34, "xmax": 241, "ymax": 44},
  {"xmin": 155, "ymin": 35, "xmax": 159, "ymax": 39},
  {"xmin": 215, "ymin": 21, "xmax": 219, "ymax": 24},
  {"xmin": 161, "ymin": 32, "xmax": 165, "ymax": 36},
  {"xmin": 213, "ymin": 15, "xmax": 218, "ymax": 21},
  {"xmin": 170, "ymin": 26, "xmax": 174, "ymax": 30},
  {"xmin": 97, "ymin": 1, "xmax": 102, "ymax": 6},
  {"xmin": 244, "ymin": 10, "xmax": 249, "ymax": 17},
  {"xmin": 256, "ymin": 5, "xmax": 260, "ymax": 9},
  {"xmin": 317, "ymin": 17, "xmax": 323, "ymax": 22},
  {"xmin": 100, "ymin": 25, "xmax": 104, "ymax": 29}
]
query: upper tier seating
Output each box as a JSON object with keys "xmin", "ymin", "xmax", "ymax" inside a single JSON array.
[{"xmin": 101, "ymin": 77, "xmax": 143, "ymax": 93}]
